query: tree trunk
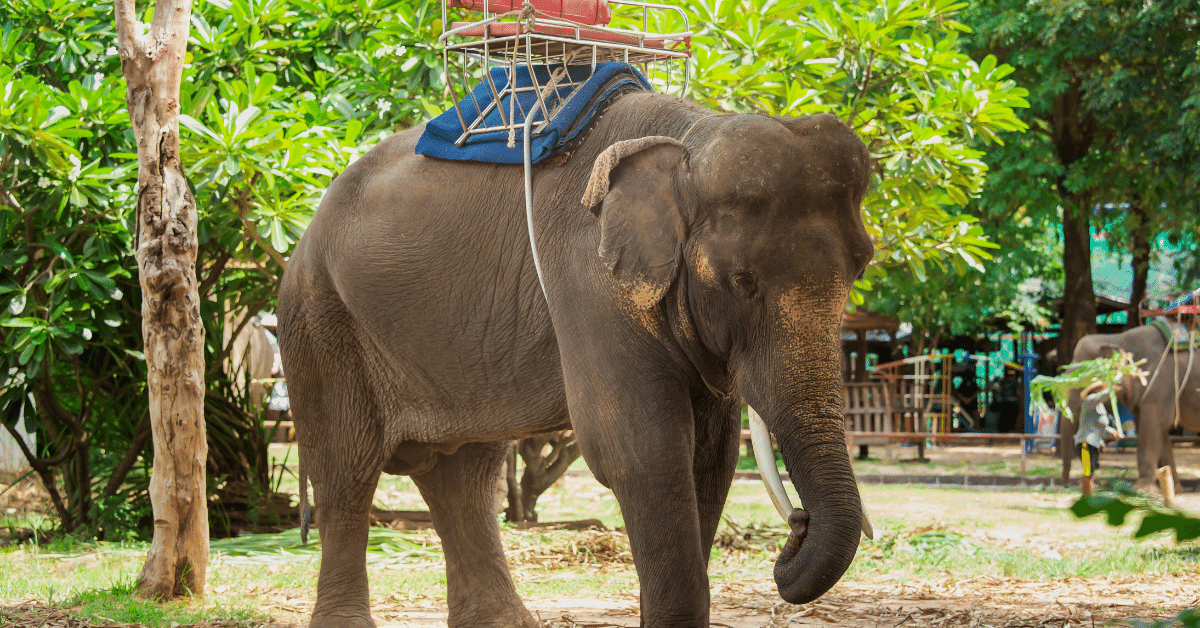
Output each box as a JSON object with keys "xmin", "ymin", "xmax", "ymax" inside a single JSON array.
[
  {"xmin": 503, "ymin": 432, "xmax": 581, "ymax": 523},
  {"xmin": 1125, "ymin": 202, "xmax": 1150, "ymax": 330},
  {"xmin": 115, "ymin": 0, "xmax": 208, "ymax": 600},
  {"xmin": 504, "ymin": 443, "xmax": 524, "ymax": 523},
  {"xmin": 1058, "ymin": 201, "xmax": 1097, "ymax": 365},
  {"xmin": 1049, "ymin": 81, "xmax": 1096, "ymax": 366}
]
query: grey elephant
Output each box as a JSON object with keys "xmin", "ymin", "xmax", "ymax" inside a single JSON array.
[
  {"xmin": 277, "ymin": 85, "xmax": 873, "ymax": 627},
  {"xmin": 1060, "ymin": 324, "xmax": 1200, "ymax": 493}
]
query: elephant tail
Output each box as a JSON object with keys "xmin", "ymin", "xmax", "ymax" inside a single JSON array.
[{"xmin": 299, "ymin": 456, "xmax": 311, "ymax": 545}]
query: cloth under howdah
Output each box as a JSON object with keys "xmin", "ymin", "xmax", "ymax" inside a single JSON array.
[{"xmin": 415, "ymin": 62, "xmax": 651, "ymax": 164}]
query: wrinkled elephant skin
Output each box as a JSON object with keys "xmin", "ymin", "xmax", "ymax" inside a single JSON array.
[
  {"xmin": 277, "ymin": 91, "xmax": 873, "ymax": 627},
  {"xmin": 1060, "ymin": 325, "xmax": 1200, "ymax": 492}
]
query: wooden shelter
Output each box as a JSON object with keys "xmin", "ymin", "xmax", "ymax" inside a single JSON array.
[{"xmin": 841, "ymin": 310, "xmax": 900, "ymax": 383}]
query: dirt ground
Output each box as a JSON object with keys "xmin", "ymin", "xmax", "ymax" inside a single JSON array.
[
  {"xmin": 3, "ymin": 444, "xmax": 1200, "ymax": 627},
  {"xmin": 359, "ymin": 575, "xmax": 1200, "ymax": 628}
]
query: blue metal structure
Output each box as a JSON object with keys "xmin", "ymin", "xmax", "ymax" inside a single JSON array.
[{"xmin": 1021, "ymin": 352, "xmax": 1038, "ymax": 453}]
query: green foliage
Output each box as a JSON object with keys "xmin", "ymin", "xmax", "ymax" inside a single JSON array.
[
  {"xmin": 1068, "ymin": 482, "xmax": 1200, "ymax": 625},
  {"xmin": 1071, "ymin": 487, "xmax": 1200, "ymax": 544},
  {"xmin": 961, "ymin": 0, "xmax": 1200, "ymax": 341},
  {"xmin": 655, "ymin": 0, "xmax": 1030, "ymax": 297},
  {"xmin": 1129, "ymin": 609, "xmax": 1200, "ymax": 628},
  {"xmin": 0, "ymin": 0, "xmax": 146, "ymax": 537},
  {"xmin": 1030, "ymin": 351, "xmax": 1145, "ymax": 421},
  {"xmin": 0, "ymin": 0, "xmax": 445, "ymax": 539}
]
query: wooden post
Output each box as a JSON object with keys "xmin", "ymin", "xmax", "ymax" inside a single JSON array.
[{"xmin": 114, "ymin": 0, "xmax": 208, "ymax": 599}]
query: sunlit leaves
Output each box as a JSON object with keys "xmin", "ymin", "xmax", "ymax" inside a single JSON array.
[
  {"xmin": 674, "ymin": 0, "xmax": 1028, "ymax": 286},
  {"xmin": 0, "ymin": 0, "xmax": 447, "ymax": 443}
]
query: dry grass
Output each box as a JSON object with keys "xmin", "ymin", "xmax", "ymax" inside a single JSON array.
[{"xmin": 506, "ymin": 528, "xmax": 634, "ymax": 568}]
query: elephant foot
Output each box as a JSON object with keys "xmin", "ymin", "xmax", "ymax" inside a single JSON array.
[
  {"xmin": 1135, "ymin": 478, "xmax": 1159, "ymax": 493},
  {"xmin": 1136, "ymin": 478, "xmax": 1185, "ymax": 497},
  {"xmin": 448, "ymin": 599, "xmax": 540, "ymax": 628},
  {"xmin": 308, "ymin": 611, "xmax": 376, "ymax": 628}
]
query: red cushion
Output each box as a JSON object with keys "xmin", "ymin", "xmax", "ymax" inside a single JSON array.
[
  {"xmin": 449, "ymin": 0, "xmax": 610, "ymax": 25},
  {"xmin": 451, "ymin": 20, "xmax": 672, "ymax": 48}
]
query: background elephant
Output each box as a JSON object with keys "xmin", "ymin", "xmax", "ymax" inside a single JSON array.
[
  {"xmin": 277, "ymin": 86, "xmax": 873, "ymax": 628},
  {"xmin": 1060, "ymin": 324, "xmax": 1200, "ymax": 493}
]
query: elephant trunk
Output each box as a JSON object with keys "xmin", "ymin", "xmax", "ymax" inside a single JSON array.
[
  {"xmin": 767, "ymin": 408, "xmax": 861, "ymax": 604},
  {"xmin": 739, "ymin": 287, "xmax": 862, "ymax": 604}
]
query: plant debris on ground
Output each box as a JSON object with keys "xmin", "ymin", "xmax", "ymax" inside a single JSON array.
[{"xmin": 4, "ymin": 449, "xmax": 1200, "ymax": 627}]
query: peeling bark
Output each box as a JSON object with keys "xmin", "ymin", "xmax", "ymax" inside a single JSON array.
[{"xmin": 115, "ymin": 0, "xmax": 208, "ymax": 600}]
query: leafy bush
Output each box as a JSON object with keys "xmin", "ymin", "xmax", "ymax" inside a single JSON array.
[{"xmin": 0, "ymin": 0, "xmax": 446, "ymax": 539}]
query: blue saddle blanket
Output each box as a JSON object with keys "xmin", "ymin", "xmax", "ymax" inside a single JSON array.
[{"xmin": 415, "ymin": 62, "xmax": 650, "ymax": 164}]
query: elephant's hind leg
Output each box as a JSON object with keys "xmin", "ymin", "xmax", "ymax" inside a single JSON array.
[
  {"xmin": 412, "ymin": 441, "xmax": 538, "ymax": 628},
  {"xmin": 309, "ymin": 458, "xmax": 383, "ymax": 628},
  {"xmin": 284, "ymin": 303, "xmax": 386, "ymax": 628}
]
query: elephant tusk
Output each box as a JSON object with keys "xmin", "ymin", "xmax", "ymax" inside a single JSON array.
[
  {"xmin": 749, "ymin": 406, "xmax": 875, "ymax": 540},
  {"xmin": 748, "ymin": 406, "xmax": 794, "ymax": 523},
  {"xmin": 860, "ymin": 507, "xmax": 874, "ymax": 540}
]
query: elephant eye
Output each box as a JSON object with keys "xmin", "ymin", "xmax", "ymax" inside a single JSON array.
[{"xmin": 729, "ymin": 272, "xmax": 758, "ymax": 300}]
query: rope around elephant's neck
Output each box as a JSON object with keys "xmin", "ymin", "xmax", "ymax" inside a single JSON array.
[
  {"xmin": 1136, "ymin": 320, "xmax": 1196, "ymax": 428},
  {"xmin": 1138, "ymin": 337, "xmax": 1173, "ymax": 406}
]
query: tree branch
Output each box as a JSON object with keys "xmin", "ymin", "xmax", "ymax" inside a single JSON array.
[
  {"xmin": 3, "ymin": 422, "xmax": 74, "ymax": 529},
  {"xmin": 235, "ymin": 173, "xmax": 288, "ymax": 271},
  {"xmin": 102, "ymin": 410, "xmax": 153, "ymax": 497}
]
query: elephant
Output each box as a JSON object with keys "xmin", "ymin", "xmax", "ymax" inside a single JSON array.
[
  {"xmin": 277, "ymin": 84, "xmax": 874, "ymax": 628},
  {"xmin": 1059, "ymin": 323, "xmax": 1200, "ymax": 493}
]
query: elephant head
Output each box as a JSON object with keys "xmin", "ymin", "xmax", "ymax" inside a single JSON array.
[{"xmin": 583, "ymin": 113, "xmax": 873, "ymax": 603}]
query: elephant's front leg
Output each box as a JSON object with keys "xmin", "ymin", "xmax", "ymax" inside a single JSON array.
[
  {"xmin": 1136, "ymin": 410, "xmax": 1183, "ymax": 494},
  {"xmin": 1059, "ymin": 411, "xmax": 1077, "ymax": 487},
  {"xmin": 412, "ymin": 441, "xmax": 538, "ymax": 628},
  {"xmin": 572, "ymin": 382, "xmax": 712, "ymax": 627},
  {"xmin": 691, "ymin": 394, "xmax": 742, "ymax": 562}
]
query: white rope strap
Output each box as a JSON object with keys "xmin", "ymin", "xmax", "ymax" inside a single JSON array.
[
  {"xmin": 506, "ymin": 46, "xmax": 581, "ymax": 148},
  {"xmin": 1174, "ymin": 328, "xmax": 1196, "ymax": 428}
]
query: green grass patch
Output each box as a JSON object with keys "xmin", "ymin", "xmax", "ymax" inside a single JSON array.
[{"xmin": 71, "ymin": 579, "xmax": 262, "ymax": 626}]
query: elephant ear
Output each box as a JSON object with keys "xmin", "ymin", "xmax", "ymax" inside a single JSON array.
[{"xmin": 581, "ymin": 136, "xmax": 689, "ymax": 309}]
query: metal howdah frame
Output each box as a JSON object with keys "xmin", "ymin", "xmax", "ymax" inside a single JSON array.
[
  {"xmin": 434, "ymin": 0, "xmax": 692, "ymax": 300},
  {"xmin": 438, "ymin": 0, "xmax": 692, "ymax": 146}
]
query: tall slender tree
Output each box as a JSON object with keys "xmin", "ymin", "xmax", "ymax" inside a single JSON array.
[{"xmin": 114, "ymin": 0, "xmax": 208, "ymax": 599}]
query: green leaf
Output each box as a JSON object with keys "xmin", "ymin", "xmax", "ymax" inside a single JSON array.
[
  {"xmin": 1135, "ymin": 512, "xmax": 1200, "ymax": 542},
  {"xmin": 1070, "ymin": 496, "xmax": 1138, "ymax": 527},
  {"xmin": 180, "ymin": 114, "xmax": 222, "ymax": 143},
  {"xmin": 18, "ymin": 340, "xmax": 37, "ymax": 366},
  {"xmin": 1, "ymin": 317, "xmax": 40, "ymax": 328}
]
